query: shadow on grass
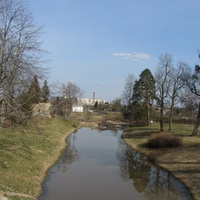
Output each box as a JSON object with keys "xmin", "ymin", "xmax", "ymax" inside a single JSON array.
[
  {"xmin": 172, "ymin": 169, "xmax": 200, "ymax": 174},
  {"xmin": 159, "ymin": 160, "xmax": 200, "ymax": 165},
  {"xmin": 122, "ymin": 129, "xmax": 160, "ymax": 139}
]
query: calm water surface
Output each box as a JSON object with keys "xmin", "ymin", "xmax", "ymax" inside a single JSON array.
[{"xmin": 39, "ymin": 128, "xmax": 193, "ymax": 200}]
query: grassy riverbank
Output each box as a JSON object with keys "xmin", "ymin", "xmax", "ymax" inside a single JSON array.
[
  {"xmin": 0, "ymin": 117, "xmax": 78, "ymax": 200},
  {"xmin": 123, "ymin": 123, "xmax": 200, "ymax": 200}
]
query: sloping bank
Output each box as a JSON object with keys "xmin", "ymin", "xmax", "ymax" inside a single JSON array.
[
  {"xmin": 122, "ymin": 126, "xmax": 200, "ymax": 200},
  {"xmin": 0, "ymin": 117, "xmax": 79, "ymax": 200}
]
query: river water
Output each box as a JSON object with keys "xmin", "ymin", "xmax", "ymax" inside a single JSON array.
[{"xmin": 39, "ymin": 128, "xmax": 193, "ymax": 200}]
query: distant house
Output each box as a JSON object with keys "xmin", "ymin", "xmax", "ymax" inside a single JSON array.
[{"xmin": 72, "ymin": 103, "xmax": 84, "ymax": 112}]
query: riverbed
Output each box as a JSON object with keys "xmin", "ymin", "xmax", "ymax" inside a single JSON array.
[{"xmin": 39, "ymin": 128, "xmax": 193, "ymax": 200}]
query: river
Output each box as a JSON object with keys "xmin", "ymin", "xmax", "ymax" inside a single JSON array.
[{"xmin": 39, "ymin": 128, "xmax": 193, "ymax": 200}]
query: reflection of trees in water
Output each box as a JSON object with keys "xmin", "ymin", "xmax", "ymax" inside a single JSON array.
[
  {"xmin": 56, "ymin": 132, "xmax": 80, "ymax": 172},
  {"xmin": 96, "ymin": 128, "xmax": 119, "ymax": 136},
  {"xmin": 117, "ymin": 140, "xmax": 193, "ymax": 200},
  {"xmin": 146, "ymin": 168, "xmax": 193, "ymax": 200},
  {"xmin": 117, "ymin": 140, "xmax": 150, "ymax": 192}
]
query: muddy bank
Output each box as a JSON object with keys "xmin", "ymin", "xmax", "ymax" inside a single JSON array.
[{"xmin": 80, "ymin": 120, "xmax": 129, "ymax": 130}]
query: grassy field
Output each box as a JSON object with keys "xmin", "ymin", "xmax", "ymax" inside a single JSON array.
[
  {"xmin": 123, "ymin": 122, "xmax": 200, "ymax": 200},
  {"xmin": 0, "ymin": 117, "xmax": 78, "ymax": 200}
]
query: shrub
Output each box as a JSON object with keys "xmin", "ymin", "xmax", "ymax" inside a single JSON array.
[{"xmin": 146, "ymin": 132, "xmax": 182, "ymax": 148}]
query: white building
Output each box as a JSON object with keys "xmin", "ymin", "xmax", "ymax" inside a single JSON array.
[
  {"xmin": 77, "ymin": 98, "xmax": 105, "ymax": 106},
  {"xmin": 72, "ymin": 103, "xmax": 84, "ymax": 112},
  {"xmin": 71, "ymin": 98, "xmax": 106, "ymax": 112}
]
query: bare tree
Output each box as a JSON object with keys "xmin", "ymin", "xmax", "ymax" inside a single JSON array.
[
  {"xmin": 121, "ymin": 74, "xmax": 136, "ymax": 106},
  {"xmin": 0, "ymin": 0, "xmax": 45, "ymax": 125},
  {"xmin": 60, "ymin": 82, "xmax": 83, "ymax": 119},
  {"xmin": 180, "ymin": 87, "xmax": 199, "ymax": 120},
  {"xmin": 121, "ymin": 74, "xmax": 136, "ymax": 117},
  {"xmin": 167, "ymin": 61, "xmax": 188, "ymax": 131},
  {"xmin": 155, "ymin": 53, "xmax": 173, "ymax": 131},
  {"xmin": 183, "ymin": 64, "xmax": 200, "ymax": 135}
]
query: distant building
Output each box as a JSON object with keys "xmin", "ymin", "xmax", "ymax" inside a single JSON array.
[
  {"xmin": 72, "ymin": 103, "xmax": 84, "ymax": 112},
  {"xmin": 50, "ymin": 96, "xmax": 106, "ymax": 113},
  {"xmin": 77, "ymin": 98, "xmax": 105, "ymax": 106},
  {"xmin": 72, "ymin": 98, "xmax": 106, "ymax": 112}
]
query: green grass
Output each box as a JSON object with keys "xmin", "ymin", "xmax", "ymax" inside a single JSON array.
[
  {"xmin": 0, "ymin": 117, "xmax": 78, "ymax": 199},
  {"xmin": 124, "ymin": 122, "xmax": 195, "ymax": 137},
  {"xmin": 123, "ymin": 122, "xmax": 196, "ymax": 152}
]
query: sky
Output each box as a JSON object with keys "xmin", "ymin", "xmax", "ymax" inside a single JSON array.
[{"xmin": 26, "ymin": 0, "xmax": 200, "ymax": 102}]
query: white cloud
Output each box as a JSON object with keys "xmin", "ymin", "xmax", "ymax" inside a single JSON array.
[{"xmin": 113, "ymin": 52, "xmax": 150, "ymax": 61}]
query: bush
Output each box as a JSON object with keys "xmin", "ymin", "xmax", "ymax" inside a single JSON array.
[{"xmin": 146, "ymin": 132, "xmax": 182, "ymax": 148}]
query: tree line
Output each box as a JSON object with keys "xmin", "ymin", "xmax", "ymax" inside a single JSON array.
[
  {"xmin": 121, "ymin": 53, "xmax": 200, "ymax": 135},
  {"xmin": 0, "ymin": 0, "xmax": 47, "ymax": 125},
  {"xmin": 0, "ymin": 0, "xmax": 85, "ymax": 125},
  {"xmin": 2, "ymin": 0, "xmax": 200, "ymax": 136}
]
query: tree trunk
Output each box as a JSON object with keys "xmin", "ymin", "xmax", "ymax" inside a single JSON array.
[
  {"xmin": 169, "ymin": 102, "xmax": 174, "ymax": 131},
  {"xmin": 160, "ymin": 118, "xmax": 164, "ymax": 132},
  {"xmin": 192, "ymin": 102, "xmax": 200, "ymax": 136},
  {"xmin": 0, "ymin": 100, "xmax": 6, "ymax": 127},
  {"xmin": 147, "ymin": 108, "xmax": 150, "ymax": 126},
  {"xmin": 160, "ymin": 101, "xmax": 164, "ymax": 131},
  {"xmin": 169, "ymin": 114, "xmax": 172, "ymax": 131},
  {"xmin": 146, "ymin": 101, "xmax": 150, "ymax": 126}
]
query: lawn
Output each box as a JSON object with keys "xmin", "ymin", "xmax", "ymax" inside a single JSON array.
[{"xmin": 123, "ymin": 122, "xmax": 200, "ymax": 200}]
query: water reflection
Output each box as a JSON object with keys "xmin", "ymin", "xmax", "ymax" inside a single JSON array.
[
  {"xmin": 117, "ymin": 140, "xmax": 193, "ymax": 200},
  {"xmin": 56, "ymin": 132, "xmax": 80, "ymax": 173},
  {"xmin": 39, "ymin": 128, "xmax": 193, "ymax": 200}
]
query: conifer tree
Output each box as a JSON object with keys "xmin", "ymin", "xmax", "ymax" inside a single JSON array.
[
  {"xmin": 94, "ymin": 101, "xmax": 98, "ymax": 109},
  {"xmin": 41, "ymin": 80, "xmax": 50, "ymax": 103},
  {"xmin": 28, "ymin": 75, "xmax": 41, "ymax": 104},
  {"xmin": 132, "ymin": 69, "xmax": 156, "ymax": 125}
]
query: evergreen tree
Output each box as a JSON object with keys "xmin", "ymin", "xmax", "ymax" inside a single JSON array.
[
  {"xmin": 18, "ymin": 90, "xmax": 33, "ymax": 117},
  {"xmin": 41, "ymin": 80, "xmax": 50, "ymax": 103},
  {"xmin": 28, "ymin": 75, "xmax": 41, "ymax": 104},
  {"xmin": 132, "ymin": 69, "xmax": 156, "ymax": 125},
  {"xmin": 94, "ymin": 101, "xmax": 98, "ymax": 109}
]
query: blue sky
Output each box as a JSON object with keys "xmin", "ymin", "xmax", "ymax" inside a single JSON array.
[{"xmin": 27, "ymin": 0, "xmax": 200, "ymax": 101}]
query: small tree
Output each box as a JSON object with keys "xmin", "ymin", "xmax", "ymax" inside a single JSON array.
[
  {"xmin": 41, "ymin": 80, "xmax": 50, "ymax": 103},
  {"xmin": 60, "ymin": 82, "xmax": 83, "ymax": 119},
  {"xmin": 111, "ymin": 98, "xmax": 122, "ymax": 112},
  {"xmin": 94, "ymin": 101, "xmax": 98, "ymax": 109},
  {"xmin": 28, "ymin": 75, "xmax": 41, "ymax": 104},
  {"xmin": 17, "ymin": 90, "xmax": 33, "ymax": 118}
]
